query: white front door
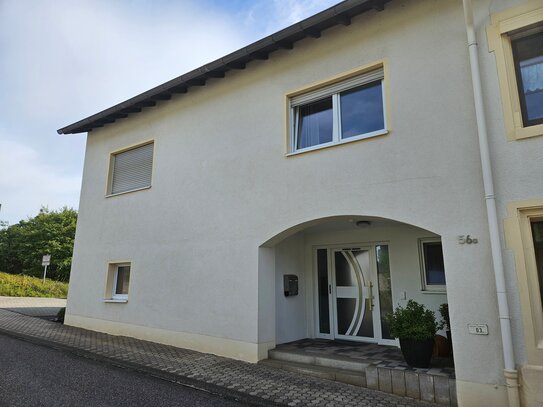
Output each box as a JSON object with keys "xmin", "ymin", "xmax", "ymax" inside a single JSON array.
[{"xmin": 315, "ymin": 245, "xmax": 393, "ymax": 343}]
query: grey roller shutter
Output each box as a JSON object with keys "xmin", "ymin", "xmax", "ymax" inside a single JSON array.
[
  {"xmin": 111, "ymin": 143, "xmax": 153, "ymax": 194},
  {"xmin": 290, "ymin": 68, "xmax": 384, "ymax": 107}
]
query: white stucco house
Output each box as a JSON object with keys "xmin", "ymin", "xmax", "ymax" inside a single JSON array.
[{"xmin": 58, "ymin": 0, "xmax": 543, "ymax": 406}]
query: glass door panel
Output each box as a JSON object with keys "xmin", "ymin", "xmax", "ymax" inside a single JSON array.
[
  {"xmin": 376, "ymin": 245, "xmax": 393, "ymax": 339},
  {"xmin": 316, "ymin": 248, "xmax": 330, "ymax": 335},
  {"xmin": 333, "ymin": 249, "xmax": 374, "ymax": 340}
]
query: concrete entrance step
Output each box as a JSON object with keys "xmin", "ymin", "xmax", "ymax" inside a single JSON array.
[
  {"xmin": 259, "ymin": 358, "xmax": 366, "ymax": 387},
  {"xmin": 268, "ymin": 348, "xmax": 371, "ymax": 371},
  {"xmin": 264, "ymin": 349, "xmax": 457, "ymax": 406}
]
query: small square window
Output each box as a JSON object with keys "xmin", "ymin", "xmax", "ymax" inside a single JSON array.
[
  {"xmin": 289, "ymin": 67, "xmax": 387, "ymax": 153},
  {"xmin": 511, "ymin": 31, "xmax": 543, "ymax": 127},
  {"xmin": 108, "ymin": 142, "xmax": 154, "ymax": 195},
  {"xmin": 419, "ymin": 239, "xmax": 446, "ymax": 291},
  {"xmin": 106, "ymin": 262, "xmax": 131, "ymax": 301}
]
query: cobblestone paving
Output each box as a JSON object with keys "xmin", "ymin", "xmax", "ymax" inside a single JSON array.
[
  {"xmin": 278, "ymin": 339, "xmax": 455, "ymax": 378},
  {"xmin": 0, "ymin": 308, "xmax": 436, "ymax": 407}
]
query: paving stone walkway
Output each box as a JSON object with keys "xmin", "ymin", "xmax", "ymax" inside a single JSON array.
[
  {"xmin": 0, "ymin": 306, "xmax": 437, "ymax": 407},
  {"xmin": 0, "ymin": 296, "xmax": 66, "ymax": 319}
]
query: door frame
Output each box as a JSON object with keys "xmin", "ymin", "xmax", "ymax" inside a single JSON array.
[{"xmin": 312, "ymin": 242, "xmax": 395, "ymax": 345}]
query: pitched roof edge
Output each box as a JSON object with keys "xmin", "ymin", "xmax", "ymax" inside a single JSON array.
[{"xmin": 58, "ymin": 0, "xmax": 389, "ymax": 135}]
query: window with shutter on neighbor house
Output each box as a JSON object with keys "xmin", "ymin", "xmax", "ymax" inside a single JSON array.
[
  {"xmin": 487, "ymin": 4, "xmax": 543, "ymax": 140},
  {"xmin": 511, "ymin": 30, "xmax": 543, "ymax": 127},
  {"xmin": 108, "ymin": 142, "xmax": 154, "ymax": 195}
]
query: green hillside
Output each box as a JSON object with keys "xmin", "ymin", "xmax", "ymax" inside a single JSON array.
[{"xmin": 0, "ymin": 272, "xmax": 68, "ymax": 298}]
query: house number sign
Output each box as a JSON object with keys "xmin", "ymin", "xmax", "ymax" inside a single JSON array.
[
  {"xmin": 468, "ymin": 324, "xmax": 489, "ymax": 335},
  {"xmin": 458, "ymin": 235, "xmax": 478, "ymax": 244}
]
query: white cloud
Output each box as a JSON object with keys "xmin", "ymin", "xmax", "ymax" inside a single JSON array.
[
  {"xmin": 0, "ymin": 139, "xmax": 83, "ymax": 224},
  {"xmin": 0, "ymin": 0, "xmax": 341, "ymax": 225},
  {"xmin": 0, "ymin": 0, "xmax": 251, "ymax": 224},
  {"xmin": 272, "ymin": 0, "xmax": 338, "ymax": 26},
  {"xmin": 0, "ymin": 0, "xmax": 249, "ymax": 125},
  {"xmin": 239, "ymin": 0, "xmax": 339, "ymax": 35}
]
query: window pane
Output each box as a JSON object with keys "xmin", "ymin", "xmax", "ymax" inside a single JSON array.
[
  {"xmin": 512, "ymin": 32, "xmax": 543, "ymax": 126},
  {"xmin": 296, "ymin": 97, "xmax": 333, "ymax": 149},
  {"xmin": 531, "ymin": 221, "xmax": 543, "ymax": 309},
  {"xmin": 376, "ymin": 245, "xmax": 393, "ymax": 339},
  {"xmin": 423, "ymin": 242, "xmax": 446, "ymax": 285},
  {"xmin": 115, "ymin": 266, "xmax": 130, "ymax": 295},
  {"xmin": 340, "ymin": 81, "xmax": 384, "ymax": 139},
  {"xmin": 317, "ymin": 249, "xmax": 330, "ymax": 334}
]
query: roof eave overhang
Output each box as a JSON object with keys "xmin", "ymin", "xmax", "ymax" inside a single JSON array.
[{"xmin": 57, "ymin": 0, "xmax": 389, "ymax": 135}]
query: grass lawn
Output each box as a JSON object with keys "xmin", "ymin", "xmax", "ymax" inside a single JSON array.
[{"xmin": 0, "ymin": 272, "xmax": 68, "ymax": 298}]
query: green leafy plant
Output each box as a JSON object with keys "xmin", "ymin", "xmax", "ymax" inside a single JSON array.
[
  {"xmin": 438, "ymin": 303, "xmax": 450, "ymax": 331},
  {"xmin": 0, "ymin": 207, "xmax": 77, "ymax": 282},
  {"xmin": 385, "ymin": 300, "xmax": 438, "ymax": 341}
]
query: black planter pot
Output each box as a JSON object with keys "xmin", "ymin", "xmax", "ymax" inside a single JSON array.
[{"xmin": 399, "ymin": 338, "xmax": 434, "ymax": 368}]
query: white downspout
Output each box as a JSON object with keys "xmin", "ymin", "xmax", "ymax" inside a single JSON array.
[{"xmin": 461, "ymin": 1, "xmax": 520, "ymax": 406}]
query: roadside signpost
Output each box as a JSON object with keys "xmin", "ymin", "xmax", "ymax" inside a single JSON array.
[{"xmin": 42, "ymin": 255, "xmax": 51, "ymax": 282}]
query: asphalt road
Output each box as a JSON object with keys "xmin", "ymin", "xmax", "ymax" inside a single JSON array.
[{"xmin": 0, "ymin": 333, "xmax": 251, "ymax": 407}]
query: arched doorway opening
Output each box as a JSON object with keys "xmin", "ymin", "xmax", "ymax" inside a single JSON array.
[{"xmin": 260, "ymin": 215, "xmax": 448, "ymax": 348}]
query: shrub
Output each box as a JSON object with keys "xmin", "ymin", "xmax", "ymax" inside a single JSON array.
[
  {"xmin": 385, "ymin": 300, "xmax": 438, "ymax": 341},
  {"xmin": 438, "ymin": 303, "xmax": 450, "ymax": 331}
]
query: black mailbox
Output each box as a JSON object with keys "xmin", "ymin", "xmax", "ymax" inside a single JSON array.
[{"xmin": 284, "ymin": 274, "xmax": 298, "ymax": 297}]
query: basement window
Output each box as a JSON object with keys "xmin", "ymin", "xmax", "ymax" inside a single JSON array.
[
  {"xmin": 419, "ymin": 239, "xmax": 446, "ymax": 292},
  {"xmin": 105, "ymin": 262, "xmax": 131, "ymax": 302}
]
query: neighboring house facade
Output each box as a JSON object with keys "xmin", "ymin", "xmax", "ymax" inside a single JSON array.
[{"xmin": 58, "ymin": 1, "xmax": 543, "ymax": 406}]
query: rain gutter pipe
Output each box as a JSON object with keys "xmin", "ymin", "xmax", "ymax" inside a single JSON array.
[{"xmin": 461, "ymin": 1, "xmax": 520, "ymax": 406}]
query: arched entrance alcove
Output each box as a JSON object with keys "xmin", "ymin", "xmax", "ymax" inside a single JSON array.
[{"xmin": 257, "ymin": 215, "xmax": 449, "ymax": 358}]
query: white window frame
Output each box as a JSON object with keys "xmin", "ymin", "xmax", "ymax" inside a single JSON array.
[
  {"xmin": 418, "ymin": 238, "xmax": 446, "ymax": 292},
  {"xmin": 104, "ymin": 262, "xmax": 131, "ymax": 303},
  {"xmin": 288, "ymin": 68, "xmax": 388, "ymax": 155}
]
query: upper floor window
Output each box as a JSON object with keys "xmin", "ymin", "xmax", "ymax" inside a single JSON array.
[
  {"xmin": 108, "ymin": 142, "xmax": 154, "ymax": 196},
  {"xmin": 487, "ymin": 3, "xmax": 543, "ymax": 140},
  {"xmin": 511, "ymin": 30, "xmax": 543, "ymax": 127},
  {"xmin": 289, "ymin": 67, "xmax": 387, "ymax": 154}
]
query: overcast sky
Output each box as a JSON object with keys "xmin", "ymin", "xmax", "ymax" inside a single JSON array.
[{"xmin": 0, "ymin": 0, "xmax": 338, "ymax": 225}]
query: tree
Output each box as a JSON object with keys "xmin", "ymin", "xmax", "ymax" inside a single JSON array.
[{"xmin": 0, "ymin": 207, "xmax": 77, "ymax": 281}]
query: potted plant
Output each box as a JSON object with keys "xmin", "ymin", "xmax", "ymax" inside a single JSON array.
[
  {"xmin": 438, "ymin": 303, "xmax": 452, "ymax": 355},
  {"xmin": 385, "ymin": 300, "xmax": 438, "ymax": 368}
]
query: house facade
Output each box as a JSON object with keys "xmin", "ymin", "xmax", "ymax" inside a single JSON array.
[{"xmin": 59, "ymin": 0, "xmax": 543, "ymax": 406}]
